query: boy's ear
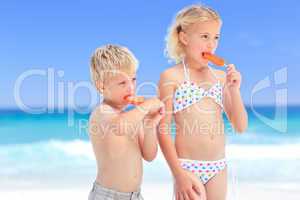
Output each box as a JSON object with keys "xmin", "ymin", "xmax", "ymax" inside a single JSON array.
[
  {"xmin": 95, "ymin": 80, "xmax": 104, "ymax": 93},
  {"xmin": 179, "ymin": 31, "xmax": 188, "ymax": 46}
]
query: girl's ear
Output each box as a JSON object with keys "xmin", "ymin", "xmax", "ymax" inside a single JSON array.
[
  {"xmin": 96, "ymin": 80, "xmax": 104, "ymax": 93},
  {"xmin": 179, "ymin": 31, "xmax": 188, "ymax": 46}
]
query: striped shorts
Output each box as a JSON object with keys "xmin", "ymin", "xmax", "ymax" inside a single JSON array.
[{"xmin": 88, "ymin": 182, "xmax": 144, "ymax": 200}]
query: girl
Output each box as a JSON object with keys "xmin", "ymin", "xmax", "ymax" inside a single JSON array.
[{"xmin": 158, "ymin": 4, "xmax": 248, "ymax": 200}]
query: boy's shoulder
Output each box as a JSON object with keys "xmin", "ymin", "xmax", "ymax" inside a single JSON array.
[
  {"xmin": 89, "ymin": 103, "xmax": 117, "ymax": 123},
  {"xmin": 88, "ymin": 103, "xmax": 118, "ymax": 136}
]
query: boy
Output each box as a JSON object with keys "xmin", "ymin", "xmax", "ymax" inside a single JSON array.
[{"xmin": 88, "ymin": 44, "xmax": 164, "ymax": 200}]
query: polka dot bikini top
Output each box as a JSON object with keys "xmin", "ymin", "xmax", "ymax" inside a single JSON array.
[{"xmin": 173, "ymin": 60, "xmax": 223, "ymax": 113}]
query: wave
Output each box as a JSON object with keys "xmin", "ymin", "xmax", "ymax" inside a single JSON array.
[
  {"xmin": 2, "ymin": 139, "xmax": 300, "ymax": 161},
  {"xmin": 226, "ymin": 144, "xmax": 300, "ymax": 159},
  {"xmin": 1, "ymin": 140, "xmax": 299, "ymax": 183}
]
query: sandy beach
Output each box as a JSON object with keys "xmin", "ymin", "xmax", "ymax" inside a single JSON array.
[{"xmin": 2, "ymin": 182, "xmax": 300, "ymax": 200}]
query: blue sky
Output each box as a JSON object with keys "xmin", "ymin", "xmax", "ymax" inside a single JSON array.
[{"xmin": 0, "ymin": 0, "xmax": 299, "ymax": 109}]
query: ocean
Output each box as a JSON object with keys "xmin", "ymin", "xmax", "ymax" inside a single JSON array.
[{"xmin": 1, "ymin": 106, "xmax": 299, "ymax": 194}]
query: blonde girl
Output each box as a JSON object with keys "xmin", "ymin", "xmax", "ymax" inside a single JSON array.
[{"xmin": 158, "ymin": 4, "xmax": 248, "ymax": 200}]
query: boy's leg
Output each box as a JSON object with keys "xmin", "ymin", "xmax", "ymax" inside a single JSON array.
[
  {"xmin": 87, "ymin": 182, "xmax": 113, "ymax": 200},
  {"xmin": 129, "ymin": 189, "xmax": 144, "ymax": 200},
  {"xmin": 88, "ymin": 183, "xmax": 96, "ymax": 200}
]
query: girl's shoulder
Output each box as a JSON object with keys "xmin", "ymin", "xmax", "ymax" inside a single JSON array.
[{"xmin": 160, "ymin": 64, "xmax": 183, "ymax": 82}]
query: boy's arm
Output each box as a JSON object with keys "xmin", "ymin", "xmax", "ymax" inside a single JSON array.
[
  {"xmin": 137, "ymin": 105, "xmax": 165, "ymax": 161},
  {"xmin": 138, "ymin": 120, "xmax": 158, "ymax": 162},
  {"xmin": 89, "ymin": 98, "xmax": 164, "ymax": 137},
  {"xmin": 89, "ymin": 104, "xmax": 148, "ymax": 138}
]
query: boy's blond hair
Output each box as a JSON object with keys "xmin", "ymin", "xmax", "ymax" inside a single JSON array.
[
  {"xmin": 165, "ymin": 4, "xmax": 221, "ymax": 63},
  {"xmin": 90, "ymin": 44, "xmax": 138, "ymax": 91}
]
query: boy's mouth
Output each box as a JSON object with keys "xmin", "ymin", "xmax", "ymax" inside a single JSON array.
[
  {"xmin": 123, "ymin": 94, "xmax": 133, "ymax": 100},
  {"xmin": 123, "ymin": 94, "xmax": 130, "ymax": 100}
]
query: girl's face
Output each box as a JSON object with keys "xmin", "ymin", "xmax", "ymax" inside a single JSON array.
[
  {"xmin": 102, "ymin": 71, "xmax": 136, "ymax": 105},
  {"xmin": 180, "ymin": 20, "xmax": 222, "ymax": 66}
]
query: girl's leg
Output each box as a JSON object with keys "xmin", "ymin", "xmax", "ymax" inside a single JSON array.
[{"xmin": 205, "ymin": 167, "xmax": 227, "ymax": 200}]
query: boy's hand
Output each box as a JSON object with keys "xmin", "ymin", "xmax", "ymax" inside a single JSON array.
[
  {"xmin": 225, "ymin": 64, "xmax": 242, "ymax": 90},
  {"xmin": 139, "ymin": 98, "xmax": 164, "ymax": 115},
  {"xmin": 144, "ymin": 106, "xmax": 165, "ymax": 126}
]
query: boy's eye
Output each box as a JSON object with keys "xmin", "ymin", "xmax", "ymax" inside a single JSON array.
[
  {"xmin": 132, "ymin": 78, "xmax": 136, "ymax": 81},
  {"xmin": 215, "ymin": 36, "xmax": 220, "ymax": 40}
]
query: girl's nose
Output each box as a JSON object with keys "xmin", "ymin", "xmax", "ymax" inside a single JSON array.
[
  {"xmin": 207, "ymin": 40, "xmax": 214, "ymax": 51},
  {"xmin": 207, "ymin": 38, "xmax": 217, "ymax": 51}
]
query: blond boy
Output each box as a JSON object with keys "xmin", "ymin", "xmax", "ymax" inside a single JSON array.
[{"xmin": 88, "ymin": 44, "xmax": 164, "ymax": 200}]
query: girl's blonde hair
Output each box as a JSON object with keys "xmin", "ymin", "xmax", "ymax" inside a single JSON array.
[
  {"xmin": 165, "ymin": 4, "xmax": 221, "ymax": 63},
  {"xmin": 90, "ymin": 44, "xmax": 138, "ymax": 91}
]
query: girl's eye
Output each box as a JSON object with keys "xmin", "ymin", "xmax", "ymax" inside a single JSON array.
[
  {"xmin": 201, "ymin": 34, "xmax": 209, "ymax": 39},
  {"xmin": 119, "ymin": 81, "xmax": 126, "ymax": 85},
  {"xmin": 132, "ymin": 78, "xmax": 136, "ymax": 82},
  {"xmin": 215, "ymin": 36, "xmax": 220, "ymax": 40}
]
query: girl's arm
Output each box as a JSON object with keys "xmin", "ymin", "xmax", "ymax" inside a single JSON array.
[
  {"xmin": 223, "ymin": 64, "xmax": 248, "ymax": 133},
  {"xmin": 158, "ymin": 71, "xmax": 183, "ymax": 176},
  {"xmin": 158, "ymin": 70, "xmax": 203, "ymax": 199}
]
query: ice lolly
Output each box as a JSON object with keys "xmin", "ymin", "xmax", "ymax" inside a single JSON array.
[
  {"xmin": 124, "ymin": 95, "xmax": 145, "ymax": 105},
  {"xmin": 202, "ymin": 52, "xmax": 226, "ymax": 67}
]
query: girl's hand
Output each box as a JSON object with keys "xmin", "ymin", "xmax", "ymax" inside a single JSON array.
[
  {"xmin": 174, "ymin": 170, "xmax": 206, "ymax": 200},
  {"xmin": 225, "ymin": 64, "xmax": 242, "ymax": 90}
]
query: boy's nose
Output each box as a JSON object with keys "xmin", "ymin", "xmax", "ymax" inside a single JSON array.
[{"xmin": 127, "ymin": 82, "xmax": 135, "ymax": 93}]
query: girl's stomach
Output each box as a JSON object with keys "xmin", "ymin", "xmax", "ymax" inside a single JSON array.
[
  {"xmin": 175, "ymin": 133, "xmax": 226, "ymax": 160},
  {"xmin": 174, "ymin": 108, "xmax": 226, "ymax": 160}
]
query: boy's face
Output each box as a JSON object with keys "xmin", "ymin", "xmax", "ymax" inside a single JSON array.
[
  {"xmin": 181, "ymin": 20, "xmax": 221, "ymax": 66},
  {"xmin": 102, "ymin": 70, "xmax": 137, "ymax": 106}
]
